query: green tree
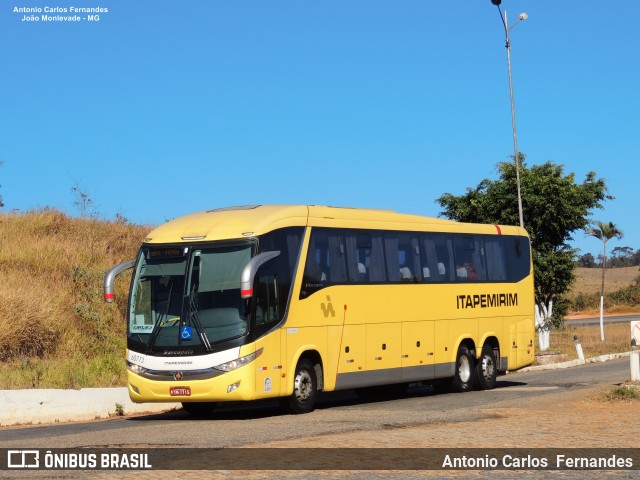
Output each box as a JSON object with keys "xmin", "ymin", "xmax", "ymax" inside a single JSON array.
[
  {"xmin": 609, "ymin": 246, "xmax": 633, "ymax": 268},
  {"xmin": 585, "ymin": 221, "xmax": 623, "ymax": 341},
  {"xmin": 437, "ymin": 155, "xmax": 611, "ymax": 350},
  {"xmin": 577, "ymin": 253, "xmax": 596, "ymax": 268}
]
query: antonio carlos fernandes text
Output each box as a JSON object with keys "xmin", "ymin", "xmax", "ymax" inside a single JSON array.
[
  {"xmin": 442, "ymin": 454, "xmax": 634, "ymax": 469},
  {"xmin": 13, "ymin": 6, "xmax": 109, "ymax": 13}
]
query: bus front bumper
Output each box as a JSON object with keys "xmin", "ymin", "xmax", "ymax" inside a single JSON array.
[{"xmin": 126, "ymin": 366, "xmax": 256, "ymax": 403}]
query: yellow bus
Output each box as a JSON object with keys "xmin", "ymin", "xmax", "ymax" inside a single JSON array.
[{"xmin": 104, "ymin": 205, "xmax": 534, "ymax": 415}]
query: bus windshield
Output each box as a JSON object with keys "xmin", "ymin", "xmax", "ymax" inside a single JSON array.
[{"xmin": 128, "ymin": 243, "xmax": 254, "ymax": 351}]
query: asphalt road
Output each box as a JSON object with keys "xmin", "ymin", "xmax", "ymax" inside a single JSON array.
[{"xmin": 0, "ymin": 357, "xmax": 630, "ymax": 450}]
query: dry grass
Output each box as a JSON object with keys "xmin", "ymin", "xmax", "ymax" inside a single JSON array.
[
  {"xmin": 572, "ymin": 266, "xmax": 639, "ymax": 294},
  {"xmin": 545, "ymin": 322, "xmax": 633, "ymax": 360},
  {"xmin": 0, "ymin": 209, "xmax": 149, "ymax": 388}
]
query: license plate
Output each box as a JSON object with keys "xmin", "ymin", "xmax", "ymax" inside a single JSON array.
[{"xmin": 170, "ymin": 386, "xmax": 191, "ymax": 396}]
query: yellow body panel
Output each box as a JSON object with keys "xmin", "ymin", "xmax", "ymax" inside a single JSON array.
[
  {"xmin": 253, "ymin": 330, "xmax": 283, "ymax": 398},
  {"xmin": 336, "ymin": 324, "xmax": 366, "ymax": 374},
  {"xmin": 401, "ymin": 321, "xmax": 435, "ymax": 368}
]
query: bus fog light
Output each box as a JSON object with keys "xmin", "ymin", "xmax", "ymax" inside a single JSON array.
[
  {"xmin": 131, "ymin": 385, "xmax": 140, "ymax": 395},
  {"xmin": 227, "ymin": 381, "xmax": 240, "ymax": 393}
]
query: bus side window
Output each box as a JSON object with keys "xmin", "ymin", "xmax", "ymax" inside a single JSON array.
[
  {"xmin": 485, "ymin": 238, "xmax": 507, "ymax": 281},
  {"xmin": 254, "ymin": 273, "xmax": 278, "ymax": 326},
  {"xmin": 505, "ymin": 236, "xmax": 531, "ymax": 281},
  {"xmin": 368, "ymin": 234, "xmax": 386, "ymax": 282},
  {"xmin": 257, "ymin": 227, "xmax": 302, "ymax": 312},
  {"xmin": 453, "ymin": 236, "xmax": 480, "ymax": 282},
  {"xmin": 422, "ymin": 234, "xmax": 454, "ymax": 282},
  {"xmin": 394, "ymin": 233, "xmax": 422, "ymax": 282},
  {"xmin": 327, "ymin": 233, "xmax": 347, "ymax": 283},
  {"xmin": 384, "ymin": 233, "xmax": 401, "ymax": 282},
  {"xmin": 421, "ymin": 235, "xmax": 439, "ymax": 282},
  {"xmin": 471, "ymin": 238, "xmax": 487, "ymax": 281},
  {"xmin": 303, "ymin": 235, "xmax": 326, "ymax": 284},
  {"xmin": 409, "ymin": 237, "xmax": 422, "ymax": 282},
  {"xmin": 345, "ymin": 231, "xmax": 370, "ymax": 282}
]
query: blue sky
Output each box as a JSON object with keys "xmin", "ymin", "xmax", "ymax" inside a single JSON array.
[{"xmin": 2, "ymin": 0, "xmax": 638, "ymax": 257}]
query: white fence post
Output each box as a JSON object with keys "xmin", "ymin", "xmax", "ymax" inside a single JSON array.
[
  {"xmin": 631, "ymin": 322, "xmax": 640, "ymax": 382},
  {"xmin": 574, "ymin": 335, "xmax": 585, "ymax": 363},
  {"xmin": 631, "ymin": 340, "xmax": 640, "ymax": 382}
]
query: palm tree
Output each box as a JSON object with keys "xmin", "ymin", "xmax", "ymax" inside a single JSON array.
[{"xmin": 585, "ymin": 221, "xmax": 623, "ymax": 341}]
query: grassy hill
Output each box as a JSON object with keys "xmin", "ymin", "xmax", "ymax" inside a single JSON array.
[
  {"xmin": 0, "ymin": 209, "xmax": 148, "ymax": 389},
  {"xmin": 0, "ymin": 210, "xmax": 637, "ymax": 389}
]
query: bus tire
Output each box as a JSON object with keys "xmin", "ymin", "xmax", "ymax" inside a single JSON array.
[
  {"xmin": 451, "ymin": 345, "xmax": 475, "ymax": 392},
  {"xmin": 475, "ymin": 345, "xmax": 497, "ymax": 390},
  {"xmin": 281, "ymin": 358, "xmax": 318, "ymax": 414},
  {"xmin": 181, "ymin": 402, "xmax": 216, "ymax": 416}
]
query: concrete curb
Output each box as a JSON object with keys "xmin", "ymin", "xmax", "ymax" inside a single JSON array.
[
  {"xmin": 0, "ymin": 388, "xmax": 177, "ymax": 427},
  {"xmin": 519, "ymin": 352, "xmax": 631, "ymax": 372}
]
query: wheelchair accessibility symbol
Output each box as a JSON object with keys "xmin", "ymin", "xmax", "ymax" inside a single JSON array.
[{"xmin": 180, "ymin": 326, "xmax": 193, "ymax": 340}]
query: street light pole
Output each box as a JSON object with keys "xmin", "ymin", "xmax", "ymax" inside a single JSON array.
[{"xmin": 492, "ymin": 0, "xmax": 526, "ymax": 228}]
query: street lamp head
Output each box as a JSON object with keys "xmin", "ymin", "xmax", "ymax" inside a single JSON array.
[
  {"xmin": 491, "ymin": 0, "xmax": 501, "ymax": 5},
  {"xmin": 519, "ymin": 13, "xmax": 529, "ymax": 21}
]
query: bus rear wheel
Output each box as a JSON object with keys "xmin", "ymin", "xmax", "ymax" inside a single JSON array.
[
  {"xmin": 451, "ymin": 345, "xmax": 475, "ymax": 392},
  {"xmin": 280, "ymin": 359, "xmax": 318, "ymax": 414},
  {"xmin": 475, "ymin": 345, "xmax": 497, "ymax": 390}
]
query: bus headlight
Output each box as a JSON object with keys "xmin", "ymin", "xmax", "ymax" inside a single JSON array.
[
  {"xmin": 126, "ymin": 361, "xmax": 148, "ymax": 375},
  {"xmin": 214, "ymin": 348, "xmax": 263, "ymax": 372}
]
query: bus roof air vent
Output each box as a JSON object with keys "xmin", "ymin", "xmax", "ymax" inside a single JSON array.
[{"xmin": 206, "ymin": 205, "xmax": 261, "ymax": 213}]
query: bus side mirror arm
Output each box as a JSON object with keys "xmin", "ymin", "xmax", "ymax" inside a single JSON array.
[
  {"xmin": 103, "ymin": 259, "xmax": 136, "ymax": 303},
  {"xmin": 240, "ymin": 251, "xmax": 280, "ymax": 299}
]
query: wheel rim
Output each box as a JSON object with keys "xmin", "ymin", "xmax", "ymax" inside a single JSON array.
[
  {"xmin": 458, "ymin": 355, "xmax": 471, "ymax": 383},
  {"xmin": 481, "ymin": 355, "xmax": 495, "ymax": 381},
  {"xmin": 294, "ymin": 369, "xmax": 313, "ymax": 403}
]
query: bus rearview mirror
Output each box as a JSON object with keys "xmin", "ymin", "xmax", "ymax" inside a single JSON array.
[{"xmin": 240, "ymin": 251, "xmax": 280, "ymax": 299}]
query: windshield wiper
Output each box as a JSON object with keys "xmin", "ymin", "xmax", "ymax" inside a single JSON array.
[
  {"xmin": 186, "ymin": 288, "xmax": 212, "ymax": 352},
  {"xmin": 147, "ymin": 299, "xmax": 170, "ymax": 354},
  {"xmin": 146, "ymin": 280, "xmax": 175, "ymax": 353}
]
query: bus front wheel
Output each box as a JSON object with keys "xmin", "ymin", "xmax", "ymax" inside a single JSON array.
[
  {"xmin": 281, "ymin": 359, "xmax": 318, "ymax": 414},
  {"xmin": 451, "ymin": 345, "xmax": 475, "ymax": 392}
]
